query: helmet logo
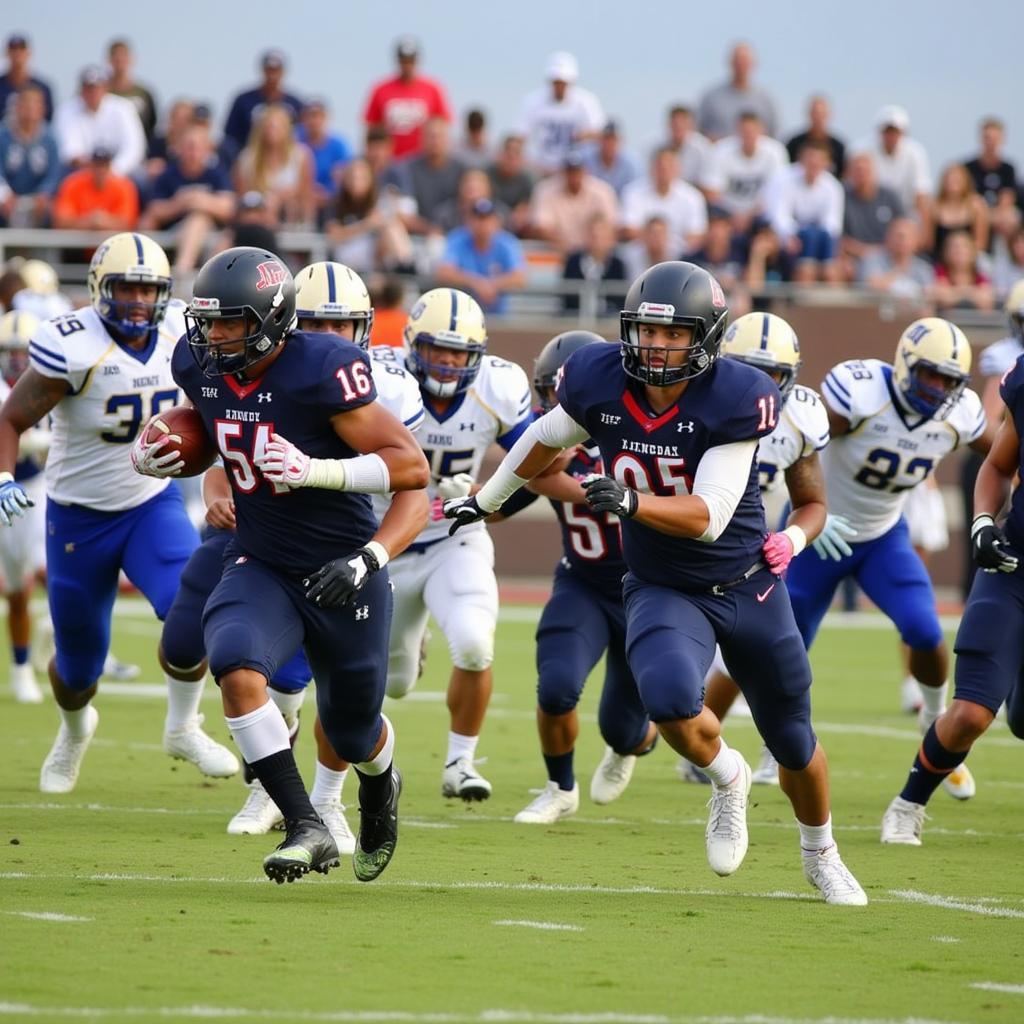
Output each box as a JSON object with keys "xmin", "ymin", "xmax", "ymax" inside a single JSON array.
[
  {"xmin": 709, "ymin": 278, "xmax": 726, "ymax": 308},
  {"xmin": 255, "ymin": 261, "xmax": 287, "ymax": 291},
  {"xmin": 906, "ymin": 323, "xmax": 930, "ymax": 346},
  {"xmin": 637, "ymin": 302, "xmax": 676, "ymax": 321},
  {"xmin": 191, "ymin": 296, "xmax": 220, "ymax": 311}
]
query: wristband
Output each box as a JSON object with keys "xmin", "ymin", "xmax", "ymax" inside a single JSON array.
[
  {"xmin": 0, "ymin": 471, "xmax": 13, "ymax": 485},
  {"xmin": 782, "ymin": 524, "xmax": 807, "ymax": 556},
  {"xmin": 363, "ymin": 540, "xmax": 390, "ymax": 570},
  {"xmin": 971, "ymin": 513, "xmax": 995, "ymax": 538}
]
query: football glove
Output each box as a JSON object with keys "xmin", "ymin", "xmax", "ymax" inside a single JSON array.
[
  {"xmin": 972, "ymin": 514, "xmax": 1019, "ymax": 574},
  {"xmin": 762, "ymin": 532, "xmax": 796, "ymax": 574},
  {"xmin": 442, "ymin": 495, "xmax": 490, "ymax": 536},
  {"xmin": 130, "ymin": 432, "xmax": 183, "ymax": 478},
  {"xmin": 304, "ymin": 546, "xmax": 382, "ymax": 609},
  {"xmin": 0, "ymin": 471, "xmax": 32, "ymax": 527},
  {"xmin": 582, "ymin": 473, "xmax": 637, "ymax": 518},
  {"xmin": 437, "ymin": 472, "xmax": 474, "ymax": 500},
  {"xmin": 811, "ymin": 513, "xmax": 857, "ymax": 561},
  {"xmin": 255, "ymin": 433, "xmax": 310, "ymax": 488}
]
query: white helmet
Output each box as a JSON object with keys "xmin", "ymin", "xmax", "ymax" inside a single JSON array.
[
  {"xmin": 293, "ymin": 262, "xmax": 374, "ymax": 349},
  {"xmin": 721, "ymin": 312, "xmax": 801, "ymax": 400},
  {"xmin": 0, "ymin": 309, "xmax": 39, "ymax": 383},
  {"xmin": 892, "ymin": 317, "xmax": 972, "ymax": 420},
  {"xmin": 1005, "ymin": 278, "xmax": 1024, "ymax": 343},
  {"xmin": 404, "ymin": 288, "xmax": 487, "ymax": 397},
  {"xmin": 87, "ymin": 232, "xmax": 172, "ymax": 338},
  {"xmin": 19, "ymin": 259, "xmax": 59, "ymax": 295}
]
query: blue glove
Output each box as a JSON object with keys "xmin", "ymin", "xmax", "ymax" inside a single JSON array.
[
  {"xmin": 0, "ymin": 471, "xmax": 32, "ymax": 528},
  {"xmin": 812, "ymin": 513, "xmax": 857, "ymax": 561}
]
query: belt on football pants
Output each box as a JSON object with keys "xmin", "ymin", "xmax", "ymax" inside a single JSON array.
[{"xmin": 708, "ymin": 559, "xmax": 766, "ymax": 596}]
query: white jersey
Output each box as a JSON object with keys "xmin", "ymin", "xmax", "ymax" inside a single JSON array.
[
  {"xmin": 757, "ymin": 383, "xmax": 830, "ymax": 493},
  {"xmin": 518, "ymin": 85, "xmax": 605, "ymax": 173},
  {"xmin": 979, "ymin": 334, "xmax": 1023, "ymax": 380},
  {"xmin": 28, "ymin": 301, "xmax": 186, "ymax": 511},
  {"xmin": 820, "ymin": 358, "xmax": 985, "ymax": 542}
]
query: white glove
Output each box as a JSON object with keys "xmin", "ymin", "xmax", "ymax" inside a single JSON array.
[
  {"xmin": 130, "ymin": 432, "xmax": 183, "ymax": 478},
  {"xmin": 255, "ymin": 432, "xmax": 311, "ymax": 488},
  {"xmin": 811, "ymin": 513, "xmax": 857, "ymax": 561},
  {"xmin": 437, "ymin": 472, "xmax": 474, "ymax": 500}
]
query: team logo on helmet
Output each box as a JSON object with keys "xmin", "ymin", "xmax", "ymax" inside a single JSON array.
[
  {"xmin": 709, "ymin": 278, "xmax": 726, "ymax": 308},
  {"xmin": 255, "ymin": 261, "xmax": 287, "ymax": 291}
]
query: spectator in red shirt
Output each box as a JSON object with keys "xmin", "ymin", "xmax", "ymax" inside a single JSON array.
[{"xmin": 363, "ymin": 37, "xmax": 451, "ymax": 160}]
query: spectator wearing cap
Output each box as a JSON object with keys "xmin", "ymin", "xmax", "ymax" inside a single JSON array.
[
  {"xmin": 391, "ymin": 116, "xmax": 465, "ymax": 233},
  {"xmin": 222, "ymin": 50, "xmax": 303, "ymax": 157},
  {"xmin": 839, "ymin": 151, "xmax": 905, "ymax": 281},
  {"xmin": 455, "ymin": 109, "xmax": 493, "ymax": 170},
  {"xmin": 363, "ymin": 37, "xmax": 452, "ymax": 161},
  {"xmin": 433, "ymin": 168, "xmax": 508, "ymax": 235},
  {"xmin": 107, "ymin": 39, "xmax": 158, "ymax": 146},
  {"xmin": 53, "ymin": 65, "xmax": 146, "ymax": 177},
  {"xmin": 584, "ymin": 121, "xmax": 639, "ymax": 198},
  {"xmin": 561, "ymin": 213, "xmax": 627, "ymax": 315},
  {"xmin": 621, "ymin": 147, "xmax": 707, "ymax": 256},
  {"xmin": 0, "ymin": 35, "xmax": 53, "ymax": 122},
  {"xmin": 530, "ymin": 149, "xmax": 618, "ymax": 254},
  {"xmin": 786, "ymin": 95, "xmax": 845, "ymax": 178},
  {"xmin": 964, "ymin": 118, "xmax": 1019, "ymax": 246},
  {"xmin": 660, "ymin": 104, "xmax": 713, "ymax": 190},
  {"xmin": 487, "ymin": 134, "xmax": 534, "ymax": 236},
  {"xmin": 51, "ymin": 146, "xmax": 139, "ymax": 230},
  {"xmin": 519, "ymin": 51, "xmax": 605, "ymax": 175},
  {"xmin": 697, "ymin": 42, "xmax": 779, "ymax": 142},
  {"xmin": 295, "ymin": 98, "xmax": 352, "ymax": 211},
  {"xmin": 436, "ymin": 198, "xmax": 526, "ymax": 314},
  {"xmin": 0, "ymin": 85, "xmax": 61, "ymax": 226}
]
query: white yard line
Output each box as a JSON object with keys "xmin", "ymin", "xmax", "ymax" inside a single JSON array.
[
  {"xmin": 3, "ymin": 911, "xmax": 92, "ymax": 922},
  {"xmin": 492, "ymin": 919, "xmax": 584, "ymax": 932},
  {"xmin": 969, "ymin": 982, "xmax": 1024, "ymax": 995},
  {"xmin": 930, "ymin": 936, "xmax": 961, "ymax": 943},
  {"xmin": 890, "ymin": 890, "xmax": 1024, "ymax": 919}
]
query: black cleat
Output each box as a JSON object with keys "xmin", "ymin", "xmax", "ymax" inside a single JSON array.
[
  {"xmin": 262, "ymin": 817, "xmax": 340, "ymax": 884},
  {"xmin": 353, "ymin": 767, "xmax": 402, "ymax": 882}
]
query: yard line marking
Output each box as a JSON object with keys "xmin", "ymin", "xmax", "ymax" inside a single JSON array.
[
  {"xmin": 890, "ymin": 890, "xmax": 1024, "ymax": 919},
  {"xmin": 930, "ymin": 936, "xmax": 961, "ymax": 943},
  {"xmin": 493, "ymin": 919, "xmax": 584, "ymax": 932},
  {"xmin": 3, "ymin": 911, "xmax": 92, "ymax": 922},
  {"xmin": 969, "ymin": 982, "xmax": 1024, "ymax": 994}
]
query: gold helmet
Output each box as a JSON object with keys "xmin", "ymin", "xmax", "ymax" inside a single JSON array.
[
  {"xmin": 0, "ymin": 309, "xmax": 39, "ymax": 383},
  {"xmin": 1005, "ymin": 278, "xmax": 1024, "ymax": 343},
  {"xmin": 19, "ymin": 259, "xmax": 59, "ymax": 295},
  {"xmin": 87, "ymin": 232, "xmax": 172, "ymax": 338},
  {"xmin": 892, "ymin": 317, "xmax": 972, "ymax": 420},
  {"xmin": 721, "ymin": 312, "xmax": 801, "ymax": 400},
  {"xmin": 293, "ymin": 262, "xmax": 374, "ymax": 348},
  {"xmin": 404, "ymin": 288, "xmax": 487, "ymax": 397}
]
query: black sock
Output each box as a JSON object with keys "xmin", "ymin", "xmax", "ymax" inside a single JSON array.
[
  {"xmin": 356, "ymin": 764, "xmax": 393, "ymax": 813},
  {"xmin": 900, "ymin": 723, "xmax": 968, "ymax": 806},
  {"xmin": 543, "ymin": 751, "xmax": 575, "ymax": 791},
  {"xmin": 249, "ymin": 749, "xmax": 316, "ymax": 822}
]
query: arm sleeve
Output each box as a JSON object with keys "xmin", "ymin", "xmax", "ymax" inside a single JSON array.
[{"xmin": 692, "ymin": 439, "xmax": 759, "ymax": 542}]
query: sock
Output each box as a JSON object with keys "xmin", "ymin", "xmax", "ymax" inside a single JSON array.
[
  {"xmin": 900, "ymin": 723, "xmax": 968, "ymax": 806},
  {"xmin": 446, "ymin": 731, "xmax": 478, "ymax": 766},
  {"xmin": 226, "ymin": 701, "xmax": 290, "ymax": 764},
  {"xmin": 543, "ymin": 751, "xmax": 575, "ymax": 791},
  {"xmin": 269, "ymin": 687, "xmax": 306, "ymax": 732},
  {"xmin": 12, "ymin": 645, "xmax": 28, "ymax": 666},
  {"xmin": 798, "ymin": 816, "xmax": 834, "ymax": 856},
  {"xmin": 60, "ymin": 704, "xmax": 94, "ymax": 738},
  {"xmin": 918, "ymin": 681, "xmax": 949, "ymax": 732},
  {"xmin": 355, "ymin": 715, "xmax": 395, "ymax": 812},
  {"xmin": 165, "ymin": 674, "xmax": 204, "ymax": 732},
  {"xmin": 248, "ymin": 748, "xmax": 316, "ymax": 822},
  {"xmin": 310, "ymin": 763, "xmax": 348, "ymax": 806},
  {"xmin": 699, "ymin": 738, "xmax": 741, "ymax": 787}
]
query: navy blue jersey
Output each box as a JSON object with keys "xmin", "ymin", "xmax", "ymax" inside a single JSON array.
[
  {"xmin": 999, "ymin": 355, "xmax": 1024, "ymax": 551},
  {"xmin": 172, "ymin": 330, "xmax": 380, "ymax": 574},
  {"xmin": 556, "ymin": 343, "xmax": 777, "ymax": 591}
]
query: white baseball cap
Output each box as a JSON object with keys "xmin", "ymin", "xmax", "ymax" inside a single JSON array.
[
  {"xmin": 876, "ymin": 104, "xmax": 910, "ymax": 132},
  {"xmin": 546, "ymin": 51, "xmax": 579, "ymax": 83}
]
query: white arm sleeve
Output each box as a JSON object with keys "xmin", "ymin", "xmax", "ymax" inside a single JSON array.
[
  {"xmin": 691, "ymin": 439, "xmax": 759, "ymax": 542},
  {"xmin": 475, "ymin": 404, "xmax": 589, "ymax": 512}
]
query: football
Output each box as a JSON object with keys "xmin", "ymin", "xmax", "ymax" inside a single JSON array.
[{"xmin": 141, "ymin": 405, "xmax": 217, "ymax": 477}]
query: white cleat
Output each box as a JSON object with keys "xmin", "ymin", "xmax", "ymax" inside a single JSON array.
[
  {"xmin": 881, "ymin": 795, "xmax": 926, "ymax": 845},
  {"xmin": 803, "ymin": 846, "xmax": 868, "ymax": 905},
  {"xmin": 677, "ymin": 758, "xmax": 711, "ymax": 784},
  {"xmin": 102, "ymin": 653, "xmax": 141, "ymax": 682},
  {"xmin": 901, "ymin": 676, "xmax": 924, "ymax": 714},
  {"xmin": 227, "ymin": 781, "xmax": 283, "ymax": 835},
  {"xmin": 441, "ymin": 756, "xmax": 492, "ymax": 801},
  {"xmin": 590, "ymin": 746, "xmax": 636, "ymax": 805},
  {"xmin": 314, "ymin": 800, "xmax": 357, "ymax": 855},
  {"xmin": 751, "ymin": 745, "xmax": 779, "ymax": 785},
  {"xmin": 942, "ymin": 763, "xmax": 976, "ymax": 800},
  {"xmin": 514, "ymin": 781, "xmax": 580, "ymax": 824},
  {"xmin": 11, "ymin": 663, "xmax": 43, "ymax": 704},
  {"xmin": 40, "ymin": 706, "xmax": 99, "ymax": 793},
  {"xmin": 705, "ymin": 755, "xmax": 752, "ymax": 877},
  {"xmin": 164, "ymin": 714, "xmax": 240, "ymax": 778}
]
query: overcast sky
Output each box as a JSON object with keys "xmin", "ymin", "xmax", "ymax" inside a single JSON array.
[{"xmin": 12, "ymin": 0, "xmax": 1021, "ymax": 174}]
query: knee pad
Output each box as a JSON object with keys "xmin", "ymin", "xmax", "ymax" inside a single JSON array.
[{"xmin": 446, "ymin": 611, "xmax": 494, "ymax": 673}]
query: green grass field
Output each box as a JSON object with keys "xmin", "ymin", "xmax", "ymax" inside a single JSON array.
[{"xmin": 1, "ymin": 601, "xmax": 1023, "ymax": 1024}]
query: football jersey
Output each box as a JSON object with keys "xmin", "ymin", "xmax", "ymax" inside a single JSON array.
[
  {"xmin": 28, "ymin": 301, "xmax": 185, "ymax": 511},
  {"xmin": 979, "ymin": 334, "xmax": 1023, "ymax": 380},
  {"xmin": 820, "ymin": 358, "xmax": 985, "ymax": 542},
  {"xmin": 557, "ymin": 343, "xmax": 778, "ymax": 591},
  {"xmin": 998, "ymin": 355, "xmax": 1024, "ymax": 551},
  {"xmin": 173, "ymin": 330, "xmax": 380, "ymax": 574},
  {"xmin": 415, "ymin": 354, "xmax": 533, "ymax": 546},
  {"xmin": 519, "ymin": 86, "xmax": 605, "ymax": 172},
  {"xmin": 758, "ymin": 384, "xmax": 830, "ymax": 493}
]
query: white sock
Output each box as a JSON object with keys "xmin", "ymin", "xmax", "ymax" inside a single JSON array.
[
  {"xmin": 357, "ymin": 715, "xmax": 395, "ymax": 776},
  {"xmin": 700, "ymin": 739, "xmax": 741, "ymax": 787},
  {"xmin": 165, "ymin": 674, "xmax": 204, "ymax": 732},
  {"xmin": 446, "ymin": 731, "xmax": 478, "ymax": 766},
  {"xmin": 269, "ymin": 687, "xmax": 306, "ymax": 731},
  {"xmin": 799, "ymin": 815, "xmax": 835, "ymax": 856},
  {"xmin": 920, "ymin": 681, "xmax": 948, "ymax": 721},
  {"xmin": 225, "ymin": 700, "xmax": 289, "ymax": 765},
  {"xmin": 310, "ymin": 763, "xmax": 348, "ymax": 806},
  {"xmin": 60, "ymin": 704, "xmax": 95, "ymax": 738}
]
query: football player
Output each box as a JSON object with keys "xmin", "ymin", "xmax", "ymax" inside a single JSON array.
[
  {"xmin": 133, "ymin": 247, "xmax": 429, "ymax": 883},
  {"xmin": 0, "ymin": 233, "xmax": 237, "ymax": 791},
  {"xmin": 787, "ymin": 319, "xmax": 992, "ymax": 802},
  {"xmin": 10, "ymin": 259, "xmax": 73, "ymax": 321},
  {"xmin": 881, "ymin": 353, "xmax": 1024, "ymax": 844},
  {"xmin": 446, "ymin": 261, "xmax": 866, "ymax": 905}
]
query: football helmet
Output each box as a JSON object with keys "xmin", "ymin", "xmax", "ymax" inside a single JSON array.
[
  {"xmin": 533, "ymin": 330, "xmax": 604, "ymax": 411},
  {"xmin": 0, "ymin": 309, "xmax": 38, "ymax": 383},
  {"xmin": 1005, "ymin": 278, "xmax": 1024, "ymax": 343},
  {"xmin": 87, "ymin": 232, "xmax": 172, "ymax": 339},
  {"xmin": 294, "ymin": 262, "xmax": 374, "ymax": 348},
  {"xmin": 721, "ymin": 312, "xmax": 801, "ymax": 400},
  {"xmin": 620, "ymin": 261, "xmax": 729, "ymax": 386},
  {"xmin": 186, "ymin": 247, "xmax": 296, "ymax": 377},
  {"xmin": 19, "ymin": 259, "xmax": 59, "ymax": 296},
  {"xmin": 892, "ymin": 317, "xmax": 972, "ymax": 419},
  {"xmin": 404, "ymin": 288, "xmax": 487, "ymax": 397}
]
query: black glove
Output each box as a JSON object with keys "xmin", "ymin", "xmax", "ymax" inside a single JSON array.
[
  {"xmin": 442, "ymin": 494, "xmax": 489, "ymax": 536},
  {"xmin": 582, "ymin": 473, "xmax": 638, "ymax": 518},
  {"xmin": 304, "ymin": 546, "xmax": 382, "ymax": 608},
  {"xmin": 972, "ymin": 514, "xmax": 1019, "ymax": 574}
]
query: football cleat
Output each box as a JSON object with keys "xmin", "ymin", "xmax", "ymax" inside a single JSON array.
[
  {"xmin": 102, "ymin": 653, "xmax": 141, "ymax": 682},
  {"xmin": 11, "ymin": 663, "xmax": 43, "ymax": 704},
  {"xmin": 441, "ymin": 756, "xmax": 492, "ymax": 801},
  {"xmin": 677, "ymin": 758, "xmax": 711, "ymax": 784},
  {"xmin": 514, "ymin": 781, "xmax": 579, "ymax": 824},
  {"xmin": 227, "ymin": 781, "xmax": 283, "ymax": 835},
  {"xmin": 353, "ymin": 767, "xmax": 402, "ymax": 882},
  {"xmin": 263, "ymin": 817, "xmax": 340, "ymax": 884},
  {"xmin": 942, "ymin": 763, "xmax": 976, "ymax": 800},
  {"xmin": 803, "ymin": 846, "xmax": 868, "ymax": 905},
  {"xmin": 590, "ymin": 747, "xmax": 636, "ymax": 805},
  {"xmin": 164, "ymin": 714, "xmax": 240, "ymax": 778},
  {"xmin": 880, "ymin": 795, "xmax": 926, "ymax": 845},
  {"xmin": 901, "ymin": 676, "xmax": 923, "ymax": 715},
  {"xmin": 314, "ymin": 800, "xmax": 357, "ymax": 856},
  {"xmin": 705, "ymin": 755, "xmax": 752, "ymax": 876},
  {"xmin": 751, "ymin": 745, "xmax": 780, "ymax": 785},
  {"xmin": 39, "ymin": 706, "xmax": 99, "ymax": 793}
]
